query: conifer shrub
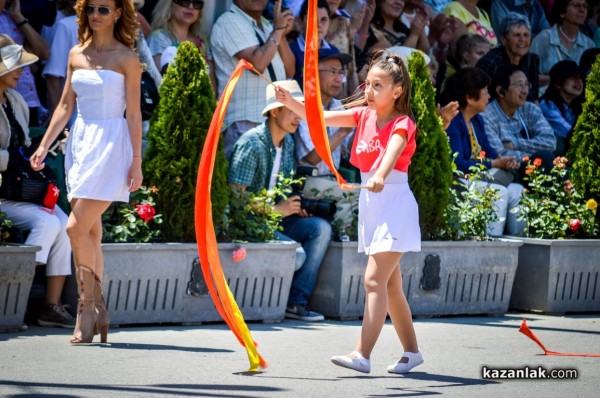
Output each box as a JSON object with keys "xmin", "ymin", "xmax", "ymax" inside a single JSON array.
[
  {"xmin": 143, "ymin": 41, "xmax": 229, "ymax": 242},
  {"xmin": 568, "ymin": 56, "xmax": 600, "ymax": 236},
  {"xmin": 407, "ymin": 52, "xmax": 453, "ymax": 240}
]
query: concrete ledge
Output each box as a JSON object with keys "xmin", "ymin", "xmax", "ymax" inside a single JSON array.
[
  {"xmin": 509, "ymin": 238, "xmax": 600, "ymax": 313},
  {"xmin": 0, "ymin": 244, "xmax": 41, "ymax": 332},
  {"xmin": 310, "ymin": 240, "xmax": 522, "ymax": 319},
  {"xmin": 102, "ymin": 242, "xmax": 299, "ymax": 325}
]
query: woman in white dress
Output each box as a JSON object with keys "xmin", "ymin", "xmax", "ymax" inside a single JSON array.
[{"xmin": 31, "ymin": 0, "xmax": 143, "ymax": 344}]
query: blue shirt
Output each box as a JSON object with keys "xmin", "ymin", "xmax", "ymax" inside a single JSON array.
[
  {"xmin": 490, "ymin": 0, "xmax": 550, "ymax": 37},
  {"xmin": 539, "ymin": 99, "xmax": 577, "ymax": 139},
  {"xmin": 446, "ymin": 113, "xmax": 498, "ymax": 173}
]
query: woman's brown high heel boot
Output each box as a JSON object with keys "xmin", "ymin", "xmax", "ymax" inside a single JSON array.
[
  {"xmin": 70, "ymin": 265, "xmax": 97, "ymax": 344},
  {"xmin": 93, "ymin": 272, "xmax": 110, "ymax": 343}
]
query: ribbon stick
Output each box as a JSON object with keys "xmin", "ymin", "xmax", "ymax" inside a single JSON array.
[
  {"xmin": 519, "ymin": 319, "xmax": 600, "ymax": 357},
  {"xmin": 304, "ymin": 0, "xmax": 355, "ymax": 190},
  {"xmin": 195, "ymin": 59, "xmax": 267, "ymax": 371}
]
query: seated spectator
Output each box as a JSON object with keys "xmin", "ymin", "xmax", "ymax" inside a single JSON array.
[
  {"xmin": 443, "ymin": 0, "xmax": 498, "ymax": 47},
  {"xmin": 0, "ymin": 36, "xmax": 74, "ymax": 328},
  {"xmin": 490, "ymin": 0, "xmax": 550, "ymax": 38},
  {"xmin": 530, "ymin": 0, "xmax": 595, "ymax": 94},
  {"xmin": 133, "ymin": 0, "xmax": 152, "ymax": 37},
  {"xmin": 290, "ymin": 0, "xmax": 337, "ymax": 88},
  {"xmin": 539, "ymin": 60, "xmax": 584, "ymax": 156},
  {"xmin": 442, "ymin": 67, "xmax": 525, "ymax": 236},
  {"xmin": 228, "ymin": 80, "xmax": 331, "ymax": 322},
  {"xmin": 211, "ymin": 0, "xmax": 295, "ymax": 158},
  {"xmin": 482, "ymin": 64, "xmax": 556, "ymax": 181},
  {"xmin": 0, "ymin": 0, "xmax": 49, "ymax": 127},
  {"xmin": 296, "ymin": 48, "xmax": 353, "ymax": 175},
  {"xmin": 357, "ymin": 0, "xmax": 430, "ymax": 69},
  {"xmin": 476, "ymin": 12, "xmax": 540, "ymax": 102},
  {"xmin": 443, "ymin": 32, "xmax": 490, "ymax": 85},
  {"xmin": 147, "ymin": 0, "xmax": 216, "ymax": 90}
]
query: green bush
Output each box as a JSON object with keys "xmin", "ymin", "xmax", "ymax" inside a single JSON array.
[
  {"xmin": 143, "ymin": 41, "xmax": 229, "ymax": 242},
  {"xmin": 568, "ymin": 55, "xmax": 600, "ymax": 236},
  {"xmin": 407, "ymin": 52, "xmax": 453, "ymax": 240}
]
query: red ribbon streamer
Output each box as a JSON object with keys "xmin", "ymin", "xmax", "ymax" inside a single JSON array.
[
  {"xmin": 519, "ymin": 319, "xmax": 600, "ymax": 357},
  {"xmin": 195, "ymin": 59, "xmax": 267, "ymax": 370},
  {"xmin": 304, "ymin": 0, "xmax": 354, "ymax": 190}
]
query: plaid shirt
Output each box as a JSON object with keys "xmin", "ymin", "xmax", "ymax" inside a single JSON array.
[
  {"xmin": 228, "ymin": 122, "xmax": 296, "ymax": 194},
  {"xmin": 211, "ymin": 4, "xmax": 287, "ymax": 129},
  {"xmin": 482, "ymin": 100, "xmax": 556, "ymax": 160},
  {"xmin": 476, "ymin": 47, "xmax": 540, "ymax": 102}
]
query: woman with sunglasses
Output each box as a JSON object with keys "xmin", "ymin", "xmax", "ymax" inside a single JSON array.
[
  {"xmin": 147, "ymin": 0, "xmax": 216, "ymax": 90},
  {"xmin": 30, "ymin": 0, "xmax": 143, "ymax": 344}
]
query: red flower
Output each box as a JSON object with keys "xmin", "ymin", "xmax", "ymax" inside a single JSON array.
[
  {"xmin": 522, "ymin": 156, "xmax": 530, "ymax": 162},
  {"xmin": 479, "ymin": 150, "xmax": 486, "ymax": 159},
  {"xmin": 136, "ymin": 203, "xmax": 156, "ymax": 223},
  {"xmin": 570, "ymin": 219, "xmax": 581, "ymax": 232},
  {"xmin": 533, "ymin": 158, "xmax": 542, "ymax": 166},
  {"xmin": 525, "ymin": 166, "xmax": 535, "ymax": 175},
  {"xmin": 232, "ymin": 247, "xmax": 247, "ymax": 262}
]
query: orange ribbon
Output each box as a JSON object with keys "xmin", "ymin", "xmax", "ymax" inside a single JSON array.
[
  {"xmin": 304, "ymin": 0, "xmax": 354, "ymax": 190},
  {"xmin": 195, "ymin": 59, "xmax": 267, "ymax": 371},
  {"xmin": 519, "ymin": 319, "xmax": 600, "ymax": 357}
]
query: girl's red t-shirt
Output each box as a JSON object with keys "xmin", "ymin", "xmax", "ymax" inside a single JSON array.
[{"xmin": 350, "ymin": 107, "xmax": 417, "ymax": 173}]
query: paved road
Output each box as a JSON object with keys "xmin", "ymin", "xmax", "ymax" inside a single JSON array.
[{"xmin": 1, "ymin": 313, "xmax": 599, "ymax": 397}]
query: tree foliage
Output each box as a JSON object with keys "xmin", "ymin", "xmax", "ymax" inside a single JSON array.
[
  {"xmin": 143, "ymin": 41, "xmax": 229, "ymax": 242},
  {"xmin": 568, "ymin": 55, "xmax": 600, "ymax": 235},
  {"xmin": 407, "ymin": 52, "xmax": 453, "ymax": 240}
]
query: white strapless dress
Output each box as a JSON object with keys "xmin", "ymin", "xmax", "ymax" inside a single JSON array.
[{"xmin": 66, "ymin": 69, "xmax": 132, "ymax": 202}]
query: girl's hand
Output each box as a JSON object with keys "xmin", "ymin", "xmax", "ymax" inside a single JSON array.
[
  {"xmin": 274, "ymin": 84, "xmax": 292, "ymax": 105},
  {"xmin": 30, "ymin": 146, "xmax": 48, "ymax": 171},
  {"xmin": 128, "ymin": 159, "xmax": 143, "ymax": 192},
  {"xmin": 366, "ymin": 175, "xmax": 385, "ymax": 193}
]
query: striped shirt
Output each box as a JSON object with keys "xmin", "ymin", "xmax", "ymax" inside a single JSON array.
[
  {"xmin": 482, "ymin": 100, "xmax": 556, "ymax": 160},
  {"xmin": 211, "ymin": 4, "xmax": 287, "ymax": 129}
]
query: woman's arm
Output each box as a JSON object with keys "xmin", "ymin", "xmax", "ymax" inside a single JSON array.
[
  {"xmin": 122, "ymin": 52, "xmax": 144, "ymax": 192},
  {"xmin": 30, "ymin": 50, "xmax": 78, "ymax": 170}
]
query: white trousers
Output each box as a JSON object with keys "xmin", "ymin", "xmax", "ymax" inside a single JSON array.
[{"xmin": 2, "ymin": 200, "xmax": 71, "ymax": 276}]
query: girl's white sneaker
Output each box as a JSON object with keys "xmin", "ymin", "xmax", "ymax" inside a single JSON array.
[
  {"xmin": 387, "ymin": 351, "xmax": 424, "ymax": 374},
  {"xmin": 331, "ymin": 351, "xmax": 371, "ymax": 374}
]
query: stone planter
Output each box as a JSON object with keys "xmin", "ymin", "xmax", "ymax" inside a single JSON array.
[
  {"xmin": 101, "ymin": 241, "xmax": 298, "ymax": 326},
  {"xmin": 310, "ymin": 240, "xmax": 522, "ymax": 319},
  {"xmin": 509, "ymin": 238, "xmax": 600, "ymax": 313},
  {"xmin": 0, "ymin": 243, "xmax": 41, "ymax": 332}
]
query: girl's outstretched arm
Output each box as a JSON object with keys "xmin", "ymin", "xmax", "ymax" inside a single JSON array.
[{"xmin": 275, "ymin": 85, "xmax": 357, "ymax": 128}]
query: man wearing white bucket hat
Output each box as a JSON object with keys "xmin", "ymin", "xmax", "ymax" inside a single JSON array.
[{"xmin": 228, "ymin": 80, "xmax": 331, "ymax": 322}]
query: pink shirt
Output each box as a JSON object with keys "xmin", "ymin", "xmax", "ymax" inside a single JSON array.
[{"xmin": 350, "ymin": 107, "xmax": 416, "ymax": 173}]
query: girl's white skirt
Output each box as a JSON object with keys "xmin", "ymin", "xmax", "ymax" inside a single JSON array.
[{"xmin": 358, "ymin": 170, "xmax": 421, "ymax": 255}]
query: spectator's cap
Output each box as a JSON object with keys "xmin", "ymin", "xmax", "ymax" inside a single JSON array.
[
  {"xmin": 385, "ymin": 46, "xmax": 430, "ymax": 66},
  {"xmin": 160, "ymin": 46, "xmax": 178, "ymax": 71},
  {"xmin": 262, "ymin": 80, "xmax": 304, "ymax": 116},
  {"xmin": 133, "ymin": 0, "xmax": 145, "ymax": 11},
  {"xmin": 0, "ymin": 34, "xmax": 38, "ymax": 77},
  {"xmin": 549, "ymin": 60, "xmax": 583, "ymax": 85},
  {"xmin": 318, "ymin": 47, "xmax": 352, "ymax": 65}
]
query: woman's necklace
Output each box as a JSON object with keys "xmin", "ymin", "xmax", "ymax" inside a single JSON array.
[{"xmin": 559, "ymin": 26, "xmax": 577, "ymax": 44}]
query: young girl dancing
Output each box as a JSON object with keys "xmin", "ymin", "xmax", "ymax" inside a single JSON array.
[{"xmin": 275, "ymin": 52, "xmax": 423, "ymax": 374}]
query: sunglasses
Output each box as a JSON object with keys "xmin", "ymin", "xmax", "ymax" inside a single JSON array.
[
  {"xmin": 173, "ymin": 0, "xmax": 204, "ymax": 10},
  {"xmin": 84, "ymin": 5, "xmax": 113, "ymax": 17}
]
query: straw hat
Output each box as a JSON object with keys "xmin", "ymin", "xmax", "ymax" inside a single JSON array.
[
  {"xmin": 0, "ymin": 34, "xmax": 38, "ymax": 77},
  {"xmin": 262, "ymin": 80, "xmax": 304, "ymax": 116}
]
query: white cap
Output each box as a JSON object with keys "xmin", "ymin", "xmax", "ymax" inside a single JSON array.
[
  {"xmin": 160, "ymin": 46, "xmax": 178, "ymax": 70},
  {"xmin": 385, "ymin": 46, "xmax": 431, "ymax": 66}
]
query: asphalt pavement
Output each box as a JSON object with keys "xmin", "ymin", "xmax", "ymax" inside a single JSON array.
[{"xmin": 1, "ymin": 312, "xmax": 599, "ymax": 398}]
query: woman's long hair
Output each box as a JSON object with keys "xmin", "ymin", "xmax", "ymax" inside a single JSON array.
[
  {"xmin": 371, "ymin": 0, "xmax": 408, "ymax": 34},
  {"xmin": 75, "ymin": 0, "xmax": 139, "ymax": 49},
  {"xmin": 151, "ymin": 0, "xmax": 203, "ymax": 40}
]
